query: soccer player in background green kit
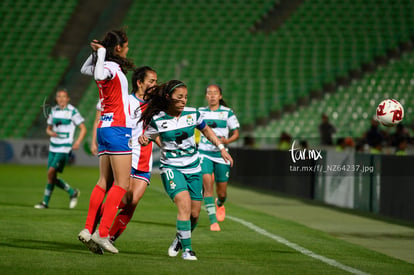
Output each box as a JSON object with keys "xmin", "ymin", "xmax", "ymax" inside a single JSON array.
[
  {"xmin": 198, "ymin": 84, "xmax": 240, "ymax": 231},
  {"xmin": 34, "ymin": 89, "xmax": 86, "ymax": 209},
  {"xmin": 139, "ymin": 80, "xmax": 233, "ymax": 260}
]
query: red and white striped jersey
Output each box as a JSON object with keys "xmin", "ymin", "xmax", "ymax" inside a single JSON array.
[
  {"xmin": 96, "ymin": 61, "xmax": 132, "ymax": 128},
  {"xmin": 129, "ymin": 94, "xmax": 153, "ymax": 172}
]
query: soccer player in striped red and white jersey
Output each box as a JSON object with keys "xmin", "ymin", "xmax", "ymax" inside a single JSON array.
[
  {"xmin": 108, "ymin": 66, "xmax": 158, "ymax": 241},
  {"xmin": 83, "ymin": 67, "xmax": 159, "ymax": 253},
  {"xmin": 78, "ymin": 29, "xmax": 135, "ymax": 254}
]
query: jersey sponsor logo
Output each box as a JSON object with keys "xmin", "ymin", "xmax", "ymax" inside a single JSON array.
[
  {"xmin": 207, "ymin": 121, "xmax": 218, "ymax": 128},
  {"xmin": 57, "ymin": 132, "xmax": 70, "ymax": 138},
  {"xmin": 101, "ymin": 113, "xmax": 114, "ymax": 122},
  {"xmin": 161, "ymin": 121, "xmax": 168, "ymax": 129},
  {"xmin": 175, "ymin": 131, "xmax": 189, "ymax": 144}
]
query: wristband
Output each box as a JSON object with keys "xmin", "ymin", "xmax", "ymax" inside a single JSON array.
[{"xmin": 218, "ymin": 144, "xmax": 225, "ymax": 150}]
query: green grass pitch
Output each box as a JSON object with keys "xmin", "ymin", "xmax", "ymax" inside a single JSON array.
[{"xmin": 0, "ymin": 164, "xmax": 413, "ymax": 274}]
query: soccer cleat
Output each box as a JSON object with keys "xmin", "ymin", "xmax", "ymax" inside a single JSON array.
[
  {"xmin": 210, "ymin": 222, "xmax": 221, "ymax": 231},
  {"xmin": 69, "ymin": 189, "xmax": 80, "ymax": 209},
  {"xmin": 168, "ymin": 235, "xmax": 182, "ymax": 257},
  {"xmin": 182, "ymin": 248, "xmax": 197, "ymax": 260},
  {"xmin": 215, "ymin": 198, "xmax": 226, "ymax": 222},
  {"xmin": 78, "ymin": 229, "xmax": 104, "ymax": 255},
  {"xmin": 34, "ymin": 202, "xmax": 48, "ymax": 209},
  {"xmin": 92, "ymin": 230, "xmax": 119, "ymax": 254}
]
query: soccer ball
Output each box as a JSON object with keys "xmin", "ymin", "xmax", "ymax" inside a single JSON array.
[{"xmin": 376, "ymin": 99, "xmax": 404, "ymax": 127}]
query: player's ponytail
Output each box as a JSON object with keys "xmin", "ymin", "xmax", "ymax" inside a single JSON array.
[
  {"xmin": 92, "ymin": 28, "xmax": 134, "ymax": 74},
  {"xmin": 219, "ymin": 98, "xmax": 228, "ymax": 107}
]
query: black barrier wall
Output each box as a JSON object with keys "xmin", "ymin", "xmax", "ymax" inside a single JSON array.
[
  {"xmin": 379, "ymin": 156, "xmax": 414, "ymax": 222},
  {"xmin": 229, "ymin": 148, "xmax": 315, "ymax": 199},
  {"xmin": 229, "ymin": 148, "xmax": 414, "ymax": 222}
]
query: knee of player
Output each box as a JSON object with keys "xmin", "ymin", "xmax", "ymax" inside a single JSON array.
[
  {"xmin": 190, "ymin": 214, "xmax": 199, "ymax": 224},
  {"xmin": 130, "ymin": 196, "xmax": 142, "ymax": 206},
  {"xmin": 217, "ymin": 190, "xmax": 227, "ymax": 199}
]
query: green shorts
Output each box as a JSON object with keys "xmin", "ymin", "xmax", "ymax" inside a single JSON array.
[
  {"xmin": 200, "ymin": 156, "xmax": 230, "ymax": 183},
  {"xmin": 160, "ymin": 168, "xmax": 203, "ymax": 201},
  {"xmin": 48, "ymin": 151, "xmax": 69, "ymax": 173}
]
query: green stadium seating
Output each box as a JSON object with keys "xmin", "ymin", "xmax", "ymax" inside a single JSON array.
[
  {"xmin": 257, "ymin": 51, "xmax": 414, "ymax": 146},
  {"xmin": 0, "ymin": 0, "xmax": 76, "ymax": 138},
  {"xmin": 3, "ymin": 0, "xmax": 414, "ymax": 142}
]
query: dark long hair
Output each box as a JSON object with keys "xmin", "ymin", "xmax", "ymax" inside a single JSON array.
[
  {"xmin": 206, "ymin": 84, "xmax": 228, "ymax": 107},
  {"xmin": 92, "ymin": 29, "xmax": 134, "ymax": 74},
  {"xmin": 131, "ymin": 66, "xmax": 156, "ymax": 94},
  {"xmin": 140, "ymin": 80, "xmax": 186, "ymax": 128}
]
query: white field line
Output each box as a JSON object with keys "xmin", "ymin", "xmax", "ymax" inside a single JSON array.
[
  {"xmin": 227, "ymin": 215, "xmax": 369, "ymax": 275},
  {"xmin": 151, "ymin": 186, "xmax": 368, "ymax": 274}
]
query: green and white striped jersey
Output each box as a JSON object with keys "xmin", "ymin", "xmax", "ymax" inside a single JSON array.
[
  {"xmin": 47, "ymin": 104, "xmax": 85, "ymax": 153},
  {"xmin": 198, "ymin": 105, "xmax": 240, "ymax": 164},
  {"xmin": 145, "ymin": 107, "xmax": 206, "ymax": 173}
]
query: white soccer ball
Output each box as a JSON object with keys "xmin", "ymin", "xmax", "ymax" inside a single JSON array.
[{"xmin": 376, "ymin": 99, "xmax": 404, "ymax": 127}]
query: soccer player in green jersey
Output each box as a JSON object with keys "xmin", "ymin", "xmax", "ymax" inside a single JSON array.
[
  {"xmin": 198, "ymin": 84, "xmax": 240, "ymax": 231},
  {"xmin": 139, "ymin": 80, "xmax": 233, "ymax": 260},
  {"xmin": 34, "ymin": 89, "xmax": 86, "ymax": 209}
]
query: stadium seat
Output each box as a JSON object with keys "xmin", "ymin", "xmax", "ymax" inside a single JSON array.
[
  {"xmin": 0, "ymin": 0, "xmax": 77, "ymax": 138},
  {"xmin": 5, "ymin": 0, "xmax": 414, "ymax": 141}
]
